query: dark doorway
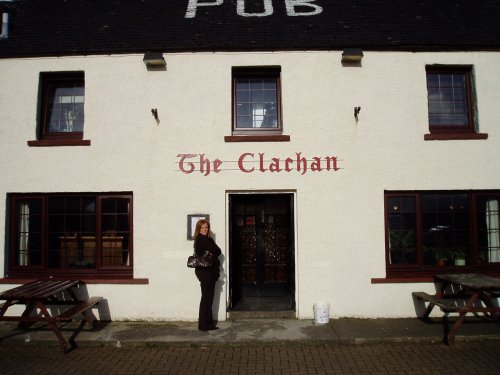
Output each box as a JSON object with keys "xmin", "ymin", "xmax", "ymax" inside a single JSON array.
[{"xmin": 229, "ymin": 193, "xmax": 295, "ymax": 312}]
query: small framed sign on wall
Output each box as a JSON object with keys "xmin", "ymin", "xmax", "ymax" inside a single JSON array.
[{"xmin": 187, "ymin": 214, "xmax": 210, "ymax": 240}]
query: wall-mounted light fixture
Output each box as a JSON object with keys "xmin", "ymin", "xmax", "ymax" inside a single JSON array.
[
  {"xmin": 143, "ymin": 52, "xmax": 166, "ymax": 68},
  {"xmin": 342, "ymin": 48, "xmax": 364, "ymax": 63}
]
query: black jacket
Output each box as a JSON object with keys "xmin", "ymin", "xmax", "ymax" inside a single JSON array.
[{"xmin": 194, "ymin": 234, "xmax": 221, "ymax": 269}]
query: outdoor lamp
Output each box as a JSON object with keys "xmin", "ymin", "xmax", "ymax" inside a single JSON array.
[
  {"xmin": 341, "ymin": 48, "xmax": 364, "ymax": 63},
  {"xmin": 143, "ymin": 52, "xmax": 166, "ymax": 68}
]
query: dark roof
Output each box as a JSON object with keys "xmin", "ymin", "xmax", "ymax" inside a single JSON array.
[{"xmin": 1, "ymin": 0, "xmax": 500, "ymax": 58}]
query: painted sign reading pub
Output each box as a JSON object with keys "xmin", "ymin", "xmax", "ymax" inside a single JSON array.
[
  {"xmin": 185, "ymin": 0, "xmax": 323, "ymax": 18},
  {"xmin": 177, "ymin": 153, "xmax": 341, "ymax": 175}
]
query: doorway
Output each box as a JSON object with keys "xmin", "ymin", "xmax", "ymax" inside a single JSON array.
[{"xmin": 228, "ymin": 193, "xmax": 295, "ymax": 313}]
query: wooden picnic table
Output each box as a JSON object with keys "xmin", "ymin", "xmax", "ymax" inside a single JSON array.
[
  {"xmin": 413, "ymin": 273, "xmax": 500, "ymax": 344},
  {"xmin": 0, "ymin": 279, "xmax": 102, "ymax": 352}
]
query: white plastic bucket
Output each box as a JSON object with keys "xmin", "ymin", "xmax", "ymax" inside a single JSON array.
[{"xmin": 313, "ymin": 303, "xmax": 330, "ymax": 324}]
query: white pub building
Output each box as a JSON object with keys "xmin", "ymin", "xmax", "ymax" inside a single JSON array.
[{"xmin": 0, "ymin": 0, "xmax": 499, "ymax": 321}]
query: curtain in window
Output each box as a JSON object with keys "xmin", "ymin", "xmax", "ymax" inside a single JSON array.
[
  {"xmin": 486, "ymin": 199, "xmax": 500, "ymax": 262},
  {"xmin": 18, "ymin": 202, "xmax": 29, "ymax": 266}
]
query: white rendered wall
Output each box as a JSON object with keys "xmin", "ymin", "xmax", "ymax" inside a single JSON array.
[{"xmin": 0, "ymin": 51, "xmax": 499, "ymax": 320}]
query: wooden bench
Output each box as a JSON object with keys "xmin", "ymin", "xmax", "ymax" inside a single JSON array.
[
  {"xmin": 412, "ymin": 291, "xmax": 463, "ymax": 313},
  {"xmin": 0, "ymin": 280, "xmax": 105, "ymax": 352},
  {"xmin": 412, "ymin": 290, "xmax": 500, "ymax": 344},
  {"xmin": 55, "ymin": 296, "xmax": 103, "ymax": 322}
]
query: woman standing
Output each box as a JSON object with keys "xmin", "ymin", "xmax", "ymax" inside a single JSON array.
[{"xmin": 193, "ymin": 219, "xmax": 221, "ymax": 331}]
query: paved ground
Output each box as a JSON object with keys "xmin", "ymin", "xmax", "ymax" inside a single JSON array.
[
  {"xmin": 1, "ymin": 340, "xmax": 500, "ymax": 375},
  {"xmin": 1, "ymin": 318, "xmax": 500, "ymax": 374}
]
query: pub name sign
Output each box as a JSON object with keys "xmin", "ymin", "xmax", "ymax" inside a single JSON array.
[{"xmin": 177, "ymin": 152, "xmax": 341, "ymax": 176}]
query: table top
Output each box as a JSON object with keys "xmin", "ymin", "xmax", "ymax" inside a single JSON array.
[
  {"xmin": 0, "ymin": 280, "xmax": 80, "ymax": 300},
  {"xmin": 435, "ymin": 273, "xmax": 500, "ymax": 291}
]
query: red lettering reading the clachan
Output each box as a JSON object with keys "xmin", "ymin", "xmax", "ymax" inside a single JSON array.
[
  {"xmin": 237, "ymin": 152, "xmax": 340, "ymax": 174},
  {"xmin": 177, "ymin": 153, "xmax": 222, "ymax": 175},
  {"xmin": 178, "ymin": 153, "xmax": 340, "ymax": 175}
]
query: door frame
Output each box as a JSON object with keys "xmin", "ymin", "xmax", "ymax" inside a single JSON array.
[{"xmin": 225, "ymin": 190, "xmax": 298, "ymax": 317}]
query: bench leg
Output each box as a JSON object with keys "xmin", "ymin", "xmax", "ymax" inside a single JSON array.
[
  {"xmin": 36, "ymin": 302, "xmax": 70, "ymax": 353},
  {"xmin": 68, "ymin": 319, "xmax": 87, "ymax": 349},
  {"xmin": 67, "ymin": 310, "xmax": 98, "ymax": 349},
  {"xmin": 447, "ymin": 311, "xmax": 469, "ymax": 345},
  {"xmin": 18, "ymin": 301, "xmax": 38, "ymax": 328},
  {"xmin": 442, "ymin": 313, "xmax": 449, "ymax": 345},
  {"xmin": 46, "ymin": 320, "xmax": 70, "ymax": 353},
  {"xmin": 422, "ymin": 302, "xmax": 435, "ymax": 321}
]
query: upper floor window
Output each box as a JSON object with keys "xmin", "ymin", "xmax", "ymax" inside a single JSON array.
[
  {"xmin": 385, "ymin": 190, "xmax": 500, "ymax": 278},
  {"xmin": 7, "ymin": 192, "xmax": 133, "ymax": 279},
  {"xmin": 425, "ymin": 66, "xmax": 486, "ymax": 140},
  {"xmin": 232, "ymin": 67, "xmax": 282, "ymax": 136},
  {"xmin": 40, "ymin": 72, "xmax": 85, "ymax": 140}
]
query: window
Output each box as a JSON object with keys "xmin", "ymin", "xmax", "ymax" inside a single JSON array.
[
  {"xmin": 35, "ymin": 72, "xmax": 86, "ymax": 145},
  {"xmin": 385, "ymin": 191, "xmax": 500, "ymax": 278},
  {"xmin": 8, "ymin": 193, "xmax": 133, "ymax": 279},
  {"xmin": 227, "ymin": 67, "xmax": 289, "ymax": 142},
  {"xmin": 425, "ymin": 66, "xmax": 487, "ymax": 140}
]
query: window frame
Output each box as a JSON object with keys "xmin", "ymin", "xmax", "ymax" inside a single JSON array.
[
  {"xmin": 384, "ymin": 190, "xmax": 500, "ymax": 278},
  {"xmin": 7, "ymin": 192, "xmax": 133, "ymax": 280},
  {"xmin": 424, "ymin": 65, "xmax": 489, "ymax": 141},
  {"xmin": 231, "ymin": 66, "xmax": 283, "ymax": 137},
  {"xmin": 38, "ymin": 71, "xmax": 86, "ymax": 142}
]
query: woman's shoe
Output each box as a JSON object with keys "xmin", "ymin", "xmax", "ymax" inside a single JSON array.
[{"xmin": 199, "ymin": 326, "xmax": 218, "ymax": 331}]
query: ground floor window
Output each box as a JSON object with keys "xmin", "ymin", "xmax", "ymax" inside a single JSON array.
[
  {"xmin": 7, "ymin": 192, "xmax": 133, "ymax": 279},
  {"xmin": 385, "ymin": 190, "xmax": 500, "ymax": 278}
]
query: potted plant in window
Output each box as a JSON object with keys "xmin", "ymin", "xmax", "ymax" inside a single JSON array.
[
  {"xmin": 389, "ymin": 230, "xmax": 416, "ymax": 264},
  {"xmin": 436, "ymin": 248, "xmax": 449, "ymax": 266},
  {"xmin": 453, "ymin": 249, "xmax": 466, "ymax": 266}
]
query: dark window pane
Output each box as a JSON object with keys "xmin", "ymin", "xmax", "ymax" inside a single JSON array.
[
  {"xmin": 66, "ymin": 197, "xmax": 81, "ymax": 214},
  {"xmin": 48, "ymin": 215, "xmax": 65, "ymax": 232},
  {"xmin": 117, "ymin": 215, "xmax": 130, "ymax": 231},
  {"xmin": 426, "ymin": 69, "xmax": 471, "ymax": 129},
  {"xmin": 82, "ymin": 215, "xmax": 96, "ymax": 232},
  {"xmin": 236, "ymin": 90, "xmax": 250, "ymax": 102},
  {"xmin": 116, "ymin": 199, "xmax": 129, "ymax": 213},
  {"xmin": 102, "ymin": 215, "xmax": 116, "ymax": 232},
  {"xmin": 236, "ymin": 79, "xmax": 250, "ymax": 91},
  {"xmin": 41, "ymin": 73, "xmax": 85, "ymax": 139},
  {"xmin": 10, "ymin": 193, "xmax": 132, "ymax": 276},
  {"xmin": 387, "ymin": 196, "xmax": 417, "ymax": 264},
  {"xmin": 66, "ymin": 215, "xmax": 80, "ymax": 232},
  {"xmin": 102, "ymin": 198, "xmax": 115, "ymax": 214},
  {"xmin": 236, "ymin": 116, "xmax": 252, "ymax": 128},
  {"xmin": 48, "ymin": 197, "xmax": 65, "ymax": 214},
  {"xmin": 83, "ymin": 198, "xmax": 95, "ymax": 213},
  {"xmin": 46, "ymin": 82, "xmax": 85, "ymax": 133},
  {"xmin": 233, "ymin": 70, "xmax": 280, "ymax": 132}
]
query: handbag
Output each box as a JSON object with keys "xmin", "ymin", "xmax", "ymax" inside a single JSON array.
[{"xmin": 187, "ymin": 251, "xmax": 214, "ymax": 268}]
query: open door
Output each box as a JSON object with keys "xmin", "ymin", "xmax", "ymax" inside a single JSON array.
[{"xmin": 229, "ymin": 193, "xmax": 295, "ymax": 312}]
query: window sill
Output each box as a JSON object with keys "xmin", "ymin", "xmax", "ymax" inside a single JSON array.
[
  {"xmin": 27, "ymin": 139, "xmax": 91, "ymax": 147},
  {"xmin": 224, "ymin": 135, "xmax": 290, "ymax": 142},
  {"xmin": 424, "ymin": 133, "xmax": 488, "ymax": 141},
  {"xmin": 0, "ymin": 277, "xmax": 149, "ymax": 285}
]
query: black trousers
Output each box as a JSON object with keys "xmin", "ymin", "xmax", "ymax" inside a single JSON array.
[{"xmin": 195, "ymin": 268, "xmax": 219, "ymax": 330}]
